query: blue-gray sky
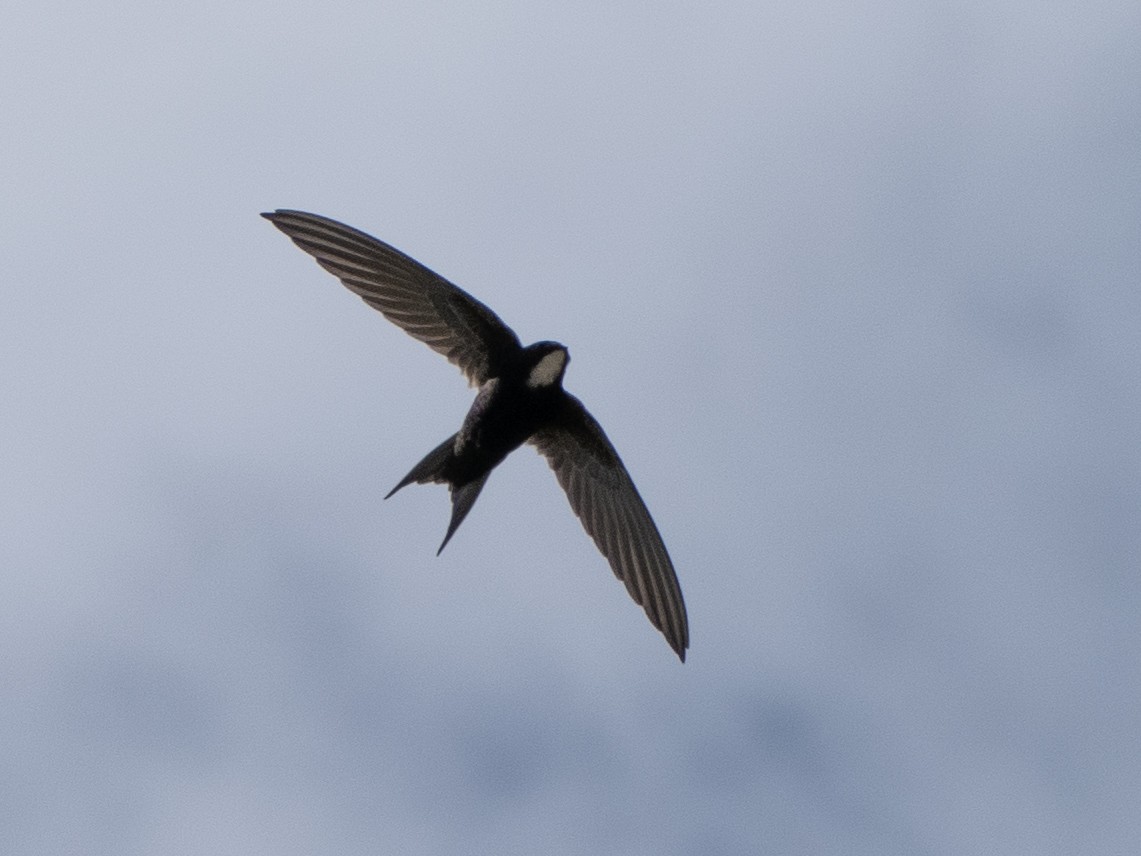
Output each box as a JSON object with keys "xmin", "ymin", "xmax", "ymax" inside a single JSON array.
[{"xmin": 3, "ymin": 2, "xmax": 1139, "ymax": 853}]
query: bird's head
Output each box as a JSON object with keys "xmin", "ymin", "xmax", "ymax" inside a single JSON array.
[{"xmin": 524, "ymin": 341, "xmax": 570, "ymax": 389}]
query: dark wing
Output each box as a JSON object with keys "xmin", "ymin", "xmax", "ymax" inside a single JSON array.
[
  {"xmin": 263, "ymin": 210, "xmax": 521, "ymax": 386},
  {"xmin": 531, "ymin": 395, "xmax": 689, "ymax": 661}
]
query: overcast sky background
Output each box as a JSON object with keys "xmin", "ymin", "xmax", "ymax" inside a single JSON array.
[{"xmin": 3, "ymin": 2, "xmax": 1139, "ymax": 853}]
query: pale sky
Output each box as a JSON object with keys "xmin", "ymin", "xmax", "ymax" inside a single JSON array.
[{"xmin": 3, "ymin": 2, "xmax": 1140, "ymax": 853}]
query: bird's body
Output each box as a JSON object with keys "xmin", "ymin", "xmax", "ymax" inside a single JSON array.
[
  {"xmin": 388, "ymin": 341, "xmax": 570, "ymax": 554},
  {"xmin": 263, "ymin": 210, "xmax": 688, "ymax": 660}
]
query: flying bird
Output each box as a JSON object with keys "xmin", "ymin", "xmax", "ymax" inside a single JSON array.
[{"xmin": 263, "ymin": 210, "xmax": 688, "ymax": 661}]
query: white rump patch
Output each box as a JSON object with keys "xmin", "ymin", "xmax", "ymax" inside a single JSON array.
[{"xmin": 527, "ymin": 349, "xmax": 567, "ymax": 388}]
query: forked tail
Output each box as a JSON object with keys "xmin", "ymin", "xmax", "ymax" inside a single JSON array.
[
  {"xmin": 437, "ymin": 474, "xmax": 489, "ymax": 555},
  {"xmin": 385, "ymin": 433, "xmax": 490, "ymax": 554},
  {"xmin": 385, "ymin": 434, "xmax": 457, "ymax": 499}
]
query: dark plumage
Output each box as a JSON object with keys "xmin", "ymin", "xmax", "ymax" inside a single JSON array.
[{"xmin": 263, "ymin": 210, "xmax": 689, "ymax": 661}]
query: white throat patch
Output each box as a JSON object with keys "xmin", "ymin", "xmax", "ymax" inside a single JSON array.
[{"xmin": 527, "ymin": 349, "xmax": 567, "ymax": 388}]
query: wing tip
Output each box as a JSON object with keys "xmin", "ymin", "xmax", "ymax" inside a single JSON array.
[
  {"xmin": 261, "ymin": 209, "xmax": 310, "ymax": 224},
  {"xmin": 666, "ymin": 620, "xmax": 689, "ymax": 663}
]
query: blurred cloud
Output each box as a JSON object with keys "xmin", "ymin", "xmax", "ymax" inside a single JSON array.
[{"xmin": 2, "ymin": 1, "xmax": 1140, "ymax": 853}]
